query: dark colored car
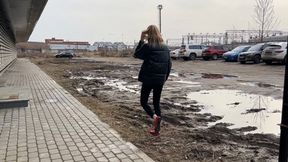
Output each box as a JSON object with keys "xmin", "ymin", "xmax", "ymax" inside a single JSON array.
[
  {"xmin": 223, "ymin": 45, "xmax": 251, "ymax": 62},
  {"xmin": 55, "ymin": 51, "xmax": 74, "ymax": 58},
  {"xmin": 202, "ymin": 45, "xmax": 227, "ymax": 60},
  {"xmin": 238, "ymin": 43, "xmax": 268, "ymax": 64}
]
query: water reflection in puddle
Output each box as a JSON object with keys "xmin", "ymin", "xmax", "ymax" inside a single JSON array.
[{"xmin": 187, "ymin": 89, "xmax": 282, "ymax": 135}]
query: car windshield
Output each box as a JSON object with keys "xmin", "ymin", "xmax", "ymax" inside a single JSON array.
[
  {"xmin": 189, "ymin": 45, "xmax": 202, "ymax": 49},
  {"xmin": 231, "ymin": 46, "xmax": 247, "ymax": 52},
  {"xmin": 248, "ymin": 44, "xmax": 263, "ymax": 52},
  {"xmin": 267, "ymin": 44, "xmax": 282, "ymax": 49}
]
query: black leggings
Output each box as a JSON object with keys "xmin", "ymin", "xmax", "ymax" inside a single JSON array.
[{"xmin": 140, "ymin": 83, "xmax": 164, "ymax": 118}]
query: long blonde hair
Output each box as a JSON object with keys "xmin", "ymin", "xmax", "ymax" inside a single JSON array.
[{"xmin": 146, "ymin": 25, "xmax": 164, "ymax": 47}]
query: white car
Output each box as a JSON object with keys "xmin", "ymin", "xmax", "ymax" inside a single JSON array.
[
  {"xmin": 262, "ymin": 42, "xmax": 287, "ymax": 64},
  {"xmin": 170, "ymin": 49, "xmax": 180, "ymax": 59},
  {"xmin": 178, "ymin": 44, "xmax": 207, "ymax": 61}
]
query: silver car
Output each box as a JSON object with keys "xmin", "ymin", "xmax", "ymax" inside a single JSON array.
[
  {"xmin": 170, "ymin": 49, "xmax": 180, "ymax": 59},
  {"xmin": 262, "ymin": 42, "xmax": 287, "ymax": 64}
]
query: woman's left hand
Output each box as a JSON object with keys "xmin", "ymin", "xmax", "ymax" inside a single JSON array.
[{"xmin": 141, "ymin": 30, "xmax": 148, "ymax": 41}]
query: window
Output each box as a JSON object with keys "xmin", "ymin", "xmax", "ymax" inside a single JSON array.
[{"xmin": 189, "ymin": 45, "xmax": 201, "ymax": 49}]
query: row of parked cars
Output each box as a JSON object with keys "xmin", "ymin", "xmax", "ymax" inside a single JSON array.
[
  {"xmin": 170, "ymin": 44, "xmax": 227, "ymax": 61},
  {"xmin": 170, "ymin": 42, "xmax": 288, "ymax": 64}
]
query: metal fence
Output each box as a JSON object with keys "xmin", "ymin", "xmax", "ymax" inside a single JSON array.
[{"xmin": 0, "ymin": 1, "xmax": 17, "ymax": 72}]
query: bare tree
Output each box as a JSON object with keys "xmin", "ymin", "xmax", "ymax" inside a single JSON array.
[{"xmin": 254, "ymin": 0, "xmax": 278, "ymax": 42}]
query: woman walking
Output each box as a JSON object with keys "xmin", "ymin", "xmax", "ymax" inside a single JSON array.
[{"xmin": 134, "ymin": 25, "xmax": 172, "ymax": 136}]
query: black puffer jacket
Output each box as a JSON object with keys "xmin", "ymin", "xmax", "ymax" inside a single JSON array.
[{"xmin": 134, "ymin": 41, "xmax": 172, "ymax": 85}]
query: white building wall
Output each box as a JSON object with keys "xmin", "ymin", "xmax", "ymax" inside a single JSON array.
[{"xmin": 49, "ymin": 44, "xmax": 90, "ymax": 51}]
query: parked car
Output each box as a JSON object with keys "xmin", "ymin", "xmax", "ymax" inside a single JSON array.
[
  {"xmin": 170, "ymin": 49, "xmax": 180, "ymax": 59},
  {"xmin": 238, "ymin": 43, "xmax": 269, "ymax": 64},
  {"xmin": 55, "ymin": 51, "xmax": 75, "ymax": 58},
  {"xmin": 262, "ymin": 42, "xmax": 287, "ymax": 64},
  {"xmin": 223, "ymin": 45, "xmax": 251, "ymax": 62},
  {"xmin": 202, "ymin": 45, "xmax": 227, "ymax": 60},
  {"xmin": 178, "ymin": 44, "xmax": 207, "ymax": 61}
]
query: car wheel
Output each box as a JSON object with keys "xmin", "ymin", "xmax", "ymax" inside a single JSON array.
[
  {"xmin": 240, "ymin": 61, "xmax": 246, "ymax": 64},
  {"xmin": 264, "ymin": 60, "xmax": 272, "ymax": 65},
  {"xmin": 189, "ymin": 53, "xmax": 196, "ymax": 60},
  {"xmin": 254, "ymin": 55, "xmax": 261, "ymax": 64}
]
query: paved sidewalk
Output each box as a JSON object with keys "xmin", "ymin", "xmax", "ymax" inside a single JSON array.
[{"xmin": 0, "ymin": 59, "xmax": 154, "ymax": 162}]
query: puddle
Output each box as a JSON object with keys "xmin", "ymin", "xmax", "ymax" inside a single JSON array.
[
  {"xmin": 170, "ymin": 72, "xmax": 179, "ymax": 77},
  {"xmin": 238, "ymin": 81, "xmax": 282, "ymax": 91},
  {"xmin": 71, "ymin": 75, "xmax": 140, "ymax": 94},
  {"xmin": 202, "ymin": 73, "xmax": 238, "ymax": 79},
  {"xmin": 239, "ymin": 81, "xmax": 278, "ymax": 87},
  {"xmin": 187, "ymin": 89, "xmax": 282, "ymax": 135},
  {"xmin": 173, "ymin": 81, "xmax": 200, "ymax": 85},
  {"xmin": 239, "ymin": 82, "xmax": 258, "ymax": 87},
  {"xmin": 70, "ymin": 75, "xmax": 103, "ymax": 80},
  {"xmin": 170, "ymin": 80, "xmax": 201, "ymax": 88},
  {"xmin": 76, "ymin": 87, "xmax": 84, "ymax": 93},
  {"xmin": 105, "ymin": 79, "xmax": 139, "ymax": 94}
]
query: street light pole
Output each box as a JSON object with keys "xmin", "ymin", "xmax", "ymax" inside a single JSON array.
[{"xmin": 157, "ymin": 4, "xmax": 163, "ymax": 33}]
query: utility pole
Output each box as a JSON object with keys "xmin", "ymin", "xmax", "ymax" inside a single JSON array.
[
  {"xmin": 157, "ymin": 4, "xmax": 163, "ymax": 33},
  {"xmin": 279, "ymin": 36, "xmax": 288, "ymax": 162}
]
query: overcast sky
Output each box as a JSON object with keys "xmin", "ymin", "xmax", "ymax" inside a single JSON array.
[{"xmin": 29, "ymin": 0, "xmax": 288, "ymax": 45}]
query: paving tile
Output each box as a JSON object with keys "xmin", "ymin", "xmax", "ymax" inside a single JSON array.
[
  {"xmin": 109, "ymin": 157, "xmax": 121, "ymax": 162},
  {"xmin": 62, "ymin": 154, "xmax": 73, "ymax": 161},
  {"xmin": 17, "ymin": 156, "xmax": 28, "ymax": 162},
  {"xmin": 116, "ymin": 153, "xmax": 128, "ymax": 159},
  {"xmin": 84, "ymin": 156, "xmax": 97, "ymax": 162},
  {"xmin": 73, "ymin": 155, "xmax": 84, "ymax": 161},
  {"xmin": 50, "ymin": 153, "xmax": 61, "ymax": 160},
  {"xmin": 121, "ymin": 158, "xmax": 133, "ymax": 162}
]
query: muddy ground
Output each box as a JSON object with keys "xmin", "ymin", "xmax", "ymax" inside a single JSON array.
[{"xmin": 30, "ymin": 56, "xmax": 285, "ymax": 162}]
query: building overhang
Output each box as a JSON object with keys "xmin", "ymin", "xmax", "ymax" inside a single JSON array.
[{"xmin": 1, "ymin": 0, "xmax": 48, "ymax": 43}]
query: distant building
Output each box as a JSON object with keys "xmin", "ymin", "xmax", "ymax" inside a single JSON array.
[
  {"xmin": 16, "ymin": 42, "xmax": 49, "ymax": 54},
  {"xmin": 113, "ymin": 42, "xmax": 127, "ymax": 51},
  {"xmin": 45, "ymin": 38, "xmax": 90, "ymax": 53},
  {"xmin": 87, "ymin": 45, "xmax": 98, "ymax": 52},
  {"xmin": 249, "ymin": 35, "xmax": 288, "ymax": 43},
  {"xmin": 93, "ymin": 42, "xmax": 114, "ymax": 51},
  {"xmin": 93, "ymin": 42, "xmax": 127, "ymax": 51}
]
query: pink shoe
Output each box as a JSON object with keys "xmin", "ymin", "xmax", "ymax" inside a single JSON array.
[
  {"xmin": 148, "ymin": 115, "xmax": 161, "ymax": 136},
  {"xmin": 149, "ymin": 128, "xmax": 160, "ymax": 136}
]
